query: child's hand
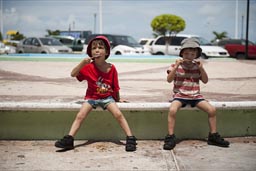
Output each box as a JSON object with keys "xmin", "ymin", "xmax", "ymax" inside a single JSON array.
[
  {"xmin": 175, "ymin": 59, "xmax": 183, "ymax": 67},
  {"xmin": 196, "ymin": 60, "xmax": 203, "ymax": 69},
  {"xmin": 84, "ymin": 57, "xmax": 92, "ymax": 63},
  {"xmin": 119, "ymin": 98, "xmax": 129, "ymax": 103}
]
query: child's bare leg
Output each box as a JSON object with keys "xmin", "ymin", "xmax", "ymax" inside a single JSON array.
[
  {"xmin": 68, "ymin": 103, "xmax": 93, "ymax": 136},
  {"xmin": 197, "ymin": 100, "xmax": 230, "ymax": 147},
  {"xmin": 196, "ymin": 100, "xmax": 217, "ymax": 133},
  {"xmin": 168, "ymin": 100, "xmax": 182, "ymax": 135},
  {"xmin": 107, "ymin": 102, "xmax": 133, "ymax": 136},
  {"xmin": 163, "ymin": 100, "xmax": 182, "ymax": 150},
  {"xmin": 107, "ymin": 102, "xmax": 137, "ymax": 151}
]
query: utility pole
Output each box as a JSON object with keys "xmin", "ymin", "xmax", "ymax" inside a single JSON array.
[
  {"xmin": 245, "ymin": 0, "xmax": 250, "ymax": 59},
  {"xmin": 0, "ymin": 0, "xmax": 3, "ymax": 37},
  {"xmin": 235, "ymin": 0, "xmax": 238, "ymax": 38},
  {"xmin": 94, "ymin": 13, "xmax": 97, "ymax": 34},
  {"xmin": 241, "ymin": 15, "xmax": 244, "ymax": 39},
  {"xmin": 99, "ymin": 0, "xmax": 102, "ymax": 34}
]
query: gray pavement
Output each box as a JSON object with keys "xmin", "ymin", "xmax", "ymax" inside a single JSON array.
[
  {"xmin": 0, "ymin": 137, "xmax": 256, "ymax": 171},
  {"xmin": 0, "ymin": 58, "xmax": 256, "ymax": 103}
]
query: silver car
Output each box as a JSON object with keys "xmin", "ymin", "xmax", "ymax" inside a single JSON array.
[{"xmin": 16, "ymin": 37, "xmax": 72, "ymax": 54}]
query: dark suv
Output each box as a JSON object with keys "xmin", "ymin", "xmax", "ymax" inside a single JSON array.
[
  {"xmin": 215, "ymin": 39, "xmax": 256, "ymax": 59},
  {"xmin": 82, "ymin": 34, "xmax": 150, "ymax": 55}
]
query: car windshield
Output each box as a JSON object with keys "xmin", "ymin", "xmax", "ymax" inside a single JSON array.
[
  {"xmin": 193, "ymin": 37, "xmax": 212, "ymax": 45},
  {"xmin": 114, "ymin": 35, "xmax": 140, "ymax": 47},
  {"xmin": 39, "ymin": 38, "xmax": 63, "ymax": 46},
  {"xmin": 240, "ymin": 40, "xmax": 255, "ymax": 46},
  {"xmin": 140, "ymin": 40, "xmax": 148, "ymax": 45}
]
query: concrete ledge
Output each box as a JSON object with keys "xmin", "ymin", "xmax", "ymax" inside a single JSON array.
[
  {"xmin": 0, "ymin": 101, "xmax": 256, "ymax": 140},
  {"xmin": 1, "ymin": 101, "xmax": 256, "ymax": 111}
]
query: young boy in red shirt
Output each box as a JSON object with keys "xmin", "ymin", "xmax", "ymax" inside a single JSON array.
[
  {"xmin": 164, "ymin": 38, "xmax": 230, "ymax": 150},
  {"xmin": 55, "ymin": 36, "xmax": 137, "ymax": 152}
]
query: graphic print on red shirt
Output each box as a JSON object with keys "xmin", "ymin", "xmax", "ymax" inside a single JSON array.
[
  {"xmin": 76, "ymin": 62, "xmax": 120, "ymax": 101},
  {"xmin": 96, "ymin": 76, "xmax": 112, "ymax": 94}
]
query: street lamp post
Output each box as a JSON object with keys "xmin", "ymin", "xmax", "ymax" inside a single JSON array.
[
  {"xmin": 245, "ymin": 0, "xmax": 250, "ymax": 59},
  {"xmin": 94, "ymin": 13, "xmax": 97, "ymax": 34},
  {"xmin": 241, "ymin": 15, "xmax": 244, "ymax": 39},
  {"xmin": 0, "ymin": 0, "xmax": 3, "ymax": 36},
  {"xmin": 99, "ymin": 0, "xmax": 102, "ymax": 34}
]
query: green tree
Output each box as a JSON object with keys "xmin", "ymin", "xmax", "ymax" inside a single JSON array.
[
  {"xmin": 46, "ymin": 29, "xmax": 60, "ymax": 36},
  {"xmin": 0, "ymin": 32, "xmax": 3, "ymax": 41},
  {"xmin": 11, "ymin": 32, "xmax": 25, "ymax": 41},
  {"xmin": 151, "ymin": 14, "xmax": 186, "ymax": 55},
  {"xmin": 151, "ymin": 14, "xmax": 186, "ymax": 37},
  {"xmin": 212, "ymin": 31, "xmax": 228, "ymax": 42}
]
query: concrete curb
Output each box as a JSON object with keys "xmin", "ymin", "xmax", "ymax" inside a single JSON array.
[
  {"xmin": 1, "ymin": 101, "xmax": 256, "ymax": 111},
  {"xmin": 1, "ymin": 101, "xmax": 256, "ymax": 140}
]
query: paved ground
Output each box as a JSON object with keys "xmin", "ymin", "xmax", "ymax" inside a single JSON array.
[
  {"xmin": 0, "ymin": 58, "xmax": 256, "ymax": 103},
  {"xmin": 0, "ymin": 137, "xmax": 256, "ymax": 171},
  {"xmin": 0, "ymin": 57, "xmax": 256, "ymax": 171}
]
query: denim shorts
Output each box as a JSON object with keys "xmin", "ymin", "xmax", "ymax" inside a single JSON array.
[
  {"xmin": 86, "ymin": 96, "xmax": 115, "ymax": 110},
  {"xmin": 172, "ymin": 98, "xmax": 205, "ymax": 108}
]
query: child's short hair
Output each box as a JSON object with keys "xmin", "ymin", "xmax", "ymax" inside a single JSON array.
[
  {"xmin": 91, "ymin": 40, "xmax": 107, "ymax": 50},
  {"xmin": 87, "ymin": 36, "xmax": 111, "ymax": 59},
  {"xmin": 179, "ymin": 38, "xmax": 202, "ymax": 58}
]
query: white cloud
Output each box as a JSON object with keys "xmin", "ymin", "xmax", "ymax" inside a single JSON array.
[
  {"xmin": 198, "ymin": 3, "xmax": 223, "ymax": 16},
  {"xmin": 1, "ymin": 0, "xmax": 256, "ymax": 42}
]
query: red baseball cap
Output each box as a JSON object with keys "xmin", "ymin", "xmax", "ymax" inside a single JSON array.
[{"xmin": 87, "ymin": 35, "xmax": 111, "ymax": 59}]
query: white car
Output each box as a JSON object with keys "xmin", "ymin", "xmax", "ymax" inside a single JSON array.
[
  {"xmin": 82, "ymin": 34, "xmax": 151, "ymax": 55},
  {"xmin": 0, "ymin": 42, "xmax": 7, "ymax": 54},
  {"xmin": 139, "ymin": 38, "xmax": 155, "ymax": 54},
  {"xmin": 151, "ymin": 34, "xmax": 229, "ymax": 58}
]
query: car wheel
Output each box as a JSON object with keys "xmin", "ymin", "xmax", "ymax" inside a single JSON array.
[
  {"xmin": 18, "ymin": 51, "xmax": 23, "ymax": 53},
  {"xmin": 115, "ymin": 51, "xmax": 122, "ymax": 55},
  {"xmin": 236, "ymin": 53, "xmax": 245, "ymax": 59},
  {"xmin": 155, "ymin": 52, "xmax": 164, "ymax": 55},
  {"xmin": 200, "ymin": 54, "xmax": 208, "ymax": 59}
]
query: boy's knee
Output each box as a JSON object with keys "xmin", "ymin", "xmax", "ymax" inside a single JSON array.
[
  {"xmin": 114, "ymin": 111, "xmax": 124, "ymax": 121},
  {"xmin": 208, "ymin": 106, "xmax": 216, "ymax": 117},
  {"xmin": 168, "ymin": 108, "xmax": 177, "ymax": 117},
  {"xmin": 75, "ymin": 112, "xmax": 86, "ymax": 122}
]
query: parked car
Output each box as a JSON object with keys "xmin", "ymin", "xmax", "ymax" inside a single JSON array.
[
  {"xmin": 50, "ymin": 35, "xmax": 85, "ymax": 52},
  {"xmin": 139, "ymin": 38, "xmax": 154, "ymax": 54},
  {"xmin": 0, "ymin": 42, "xmax": 8, "ymax": 54},
  {"xmin": 5, "ymin": 45, "xmax": 16, "ymax": 54},
  {"xmin": 82, "ymin": 34, "xmax": 151, "ymax": 55},
  {"xmin": 214, "ymin": 39, "xmax": 256, "ymax": 59},
  {"xmin": 151, "ymin": 34, "xmax": 229, "ymax": 59},
  {"xmin": 16, "ymin": 37, "xmax": 72, "ymax": 54},
  {"xmin": 0, "ymin": 42, "xmax": 16, "ymax": 54}
]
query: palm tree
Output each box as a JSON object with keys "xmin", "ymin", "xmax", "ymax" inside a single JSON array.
[
  {"xmin": 46, "ymin": 29, "xmax": 60, "ymax": 36},
  {"xmin": 212, "ymin": 31, "xmax": 228, "ymax": 42}
]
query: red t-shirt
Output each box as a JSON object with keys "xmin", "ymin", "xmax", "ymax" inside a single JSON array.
[{"xmin": 76, "ymin": 62, "xmax": 120, "ymax": 101}]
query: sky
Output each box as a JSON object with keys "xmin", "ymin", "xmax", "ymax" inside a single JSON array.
[{"xmin": 1, "ymin": 0, "xmax": 256, "ymax": 42}]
